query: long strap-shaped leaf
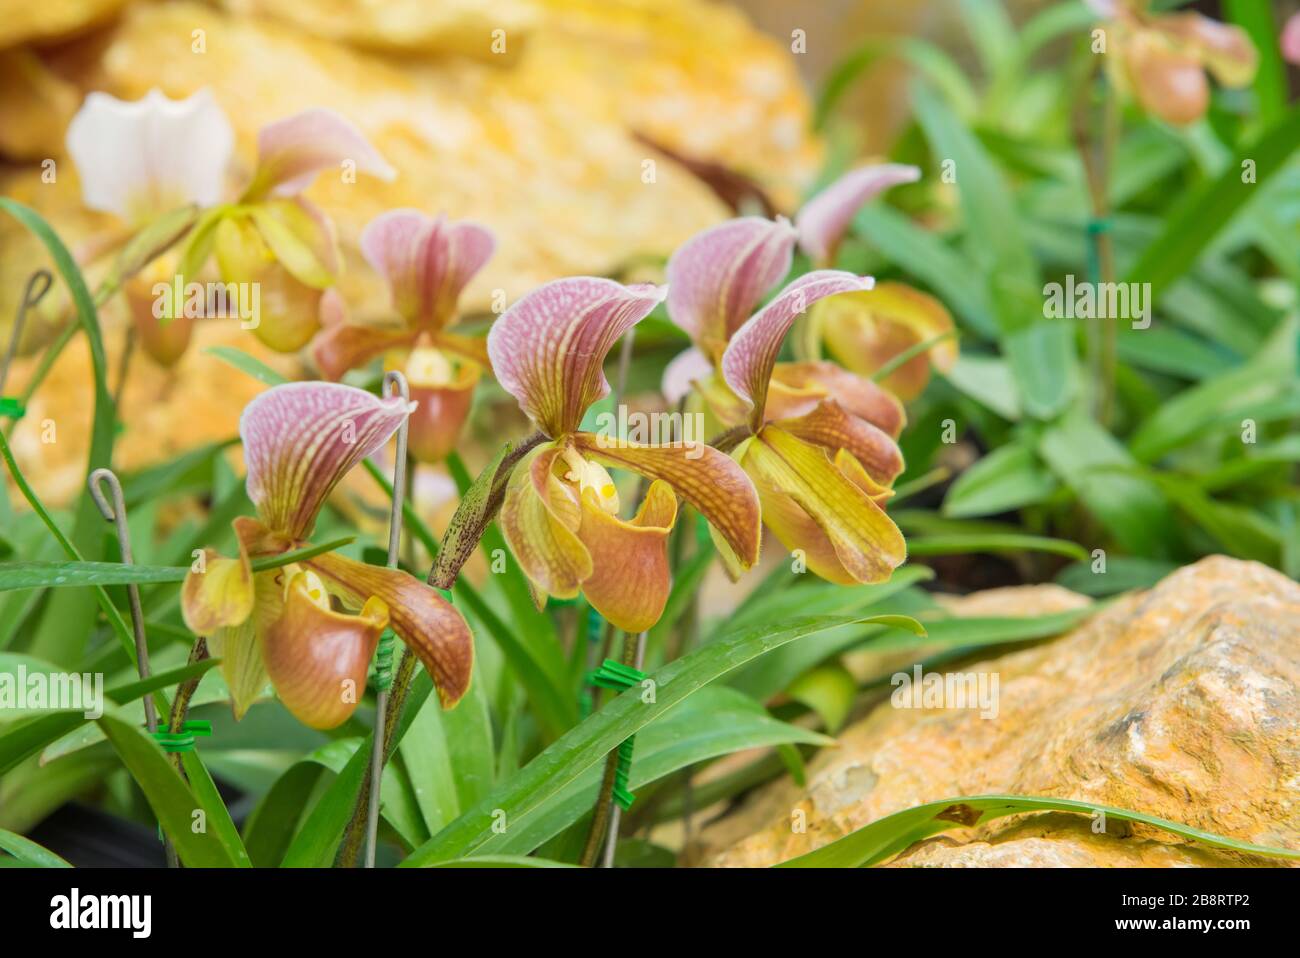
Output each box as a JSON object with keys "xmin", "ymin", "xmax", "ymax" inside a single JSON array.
[{"xmin": 778, "ymin": 795, "xmax": 1300, "ymax": 867}]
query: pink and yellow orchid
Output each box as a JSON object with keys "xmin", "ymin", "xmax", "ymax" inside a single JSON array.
[
  {"xmin": 66, "ymin": 88, "xmax": 235, "ymax": 366},
  {"xmin": 794, "ymin": 164, "xmax": 957, "ymax": 400},
  {"xmin": 181, "ymin": 107, "xmax": 397, "ymax": 352},
  {"xmin": 665, "ymin": 218, "xmax": 907, "ymax": 586},
  {"xmin": 312, "ymin": 209, "xmax": 496, "ymax": 462},
  {"xmin": 1084, "ymin": 0, "xmax": 1257, "ymax": 126},
  {"xmin": 181, "ymin": 381, "xmax": 472, "ymax": 729},
  {"xmin": 487, "ymin": 278, "xmax": 762, "ymax": 632}
]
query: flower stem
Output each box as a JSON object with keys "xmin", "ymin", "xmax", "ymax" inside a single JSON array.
[
  {"xmin": 579, "ymin": 630, "xmax": 644, "ymax": 867},
  {"xmin": 336, "ymin": 430, "xmax": 546, "ymax": 867}
]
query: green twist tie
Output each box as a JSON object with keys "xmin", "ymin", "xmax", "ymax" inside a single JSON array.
[
  {"xmin": 589, "ymin": 658, "xmax": 647, "ymax": 810},
  {"xmin": 151, "ymin": 720, "xmax": 212, "ymax": 753},
  {"xmin": 0, "ymin": 397, "xmax": 25, "ymax": 420},
  {"xmin": 374, "ymin": 628, "xmax": 397, "ymax": 691},
  {"xmin": 1085, "ymin": 218, "xmax": 1112, "ymax": 235},
  {"xmin": 585, "ymin": 606, "xmax": 604, "ymax": 645}
]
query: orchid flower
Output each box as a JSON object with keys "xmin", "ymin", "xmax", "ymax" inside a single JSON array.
[
  {"xmin": 181, "ymin": 382, "xmax": 472, "ymax": 729},
  {"xmin": 792, "ymin": 164, "xmax": 957, "ymax": 400},
  {"xmin": 1084, "ymin": 0, "xmax": 1257, "ymax": 126},
  {"xmin": 486, "ymin": 278, "xmax": 762, "ymax": 632},
  {"xmin": 66, "ymin": 88, "xmax": 235, "ymax": 366},
  {"xmin": 312, "ymin": 209, "xmax": 496, "ymax": 462},
  {"xmin": 665, "ymin": 219, "xmax": 907, "ymax": 585},
  {"xmin": 181, "ymin": 108, "xmax": 396, "ymax": 352}
]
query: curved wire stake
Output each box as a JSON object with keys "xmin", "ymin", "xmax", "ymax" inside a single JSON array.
[
  {"xmin": 87, "ymin": 468, "xmax": 157, "ymax": 734},
  {"xmin": 365, "ymin": 369, "xmax": 411, "ymax": 868},
  {"xmin": 0, "ymin": 269, "xmax": 54, "ymax": 397}
]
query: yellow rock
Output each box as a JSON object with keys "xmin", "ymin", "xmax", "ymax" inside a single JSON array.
[
  {"xmin": 0, "ymin": 0, "xmax": 126, "ymax": 48},
  {"xmin": 699, "ymin": 557, "xmax": 1300, "ymax": 867}
]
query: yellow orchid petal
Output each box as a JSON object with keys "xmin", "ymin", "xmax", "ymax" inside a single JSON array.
[
  {"xmin": 741, "ymin": 425, "xmax": 906, "ymax": 585},
  {"xmin": 181, "ymin": 548, "xmax": 253, "ymax": 637},
  {"xmin": 775, "ymin": 397, "xmax": 905, "ymax": 487},
  {"xmin": 575, "ymin": 480, "xmax": 677, "ymax": 633},
  {"xmin": 499, "ymin": 444, "xmax": 593, "ymax": 605},
  {"xmin": 810, "ymin": 282, "xmax": 957, "ymax": 401},
  {"xmin": 213, "ymin": 213, "xmax": 324, "ymax": 353},
  {"xmin": 262, "ymin": 570, "xmax": 389, "ymax": 729},
  {"xmin": 572, "ymin": 432, "xmax": 761, "ymax": 572},
  {"xmin": 833, "ymin": 448, "xmax": 894, "ymax": 503},
  {"xmin": 1158, "ymin": 12, "xmax": 1257, "ymax": 89},
  {"xmin": 304, "ymin": 552, "xmax": 475, "ymax": 707},
  {"xmin": 212, "ymin": 568, "xmax": 285, "ymax": 720}
]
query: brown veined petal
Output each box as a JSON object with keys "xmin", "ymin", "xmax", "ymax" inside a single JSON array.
[
  {"xmin": 405, "ymin": 358, "xmax": 480, "ymax": 464},
  {"xmin": 665, "ymin": 216, "xmax": 797, "ymax": 351},
  {"xmin": 572, "ymin": 432, "xmax": 761, "ymax": 571},
  {"xmin": 795, "ymin": 164, "xmax": 920, "ymax": 265},
  {"xmin": 720, "ymin": 271, "xmax": 874, "ymax": 431},
  {"xmin": 775, "ymin": 398, "xmax": 905, "ymax": 487},
  {"xmin": 360, "ymin": 210, "xmax": 495, "ymax": 332},
  {"xmin": 311, "ymin": 318, "xmax": 416, "ymax": 381},
  {"xmin": 810, "ymin": 282, "xmax": 957, "ymax": 401},
  {"xmin": 498, "ymin": 443, "xmax": 593, "ymax": 604},
  {"xmin": 767, "ymin": 361, "xmax": 905, "ymax": 437},
  {"xmin": 741, "ymin": 425, "xmax": 906, "ymax": 585},
  {"xmin": 1158, "ymin": 12, "xmax": 1257, "ymax": 88},
  {"xmin": 241, "ymin": 381, "xmax": 413, "ymax": 539},
  {"xmin": 304, "ymin": 552, "xmax": 474, "ymax": 707},
  {"xmin": 486, "ymin": 277, "xmax": 666, "ymax": 437},
  {"xmin": 262, "ymin": 570, "xmax": 389, "ymax": 729},
  {"xmin": 1124, "ymin": 29, "xmax": 1209, "ymax": 126},
  {"xmin": 575, "ymin": 481, "xmax": 677, "ymax": 632}
]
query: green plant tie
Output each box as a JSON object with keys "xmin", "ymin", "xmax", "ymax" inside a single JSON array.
[
  {"xmin": 0, "ymin": 397, "xmax": 24, "ymax": 420},
  {"xmin": 373, "ymin": 627, "xmax": 397, "ymax": 692},
  {"xmin": 1085, "ymin": 217, "xmax": 1111, "ymax": 285},
  {"xmin": 588, "ymin": 658, "xmax": 647, "ymax": 811},
  {"xmin": 151, "ymin": 720, "xmax": 212, "ymax": 753}
]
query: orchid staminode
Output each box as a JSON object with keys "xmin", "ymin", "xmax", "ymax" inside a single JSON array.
[
  {"xmin": 665, "ymin": 218, "xmax": 907, "ymax": 586},
  {"xmin": 181, "ymin": 382, "xmax": 472, "ymax": 729},
  {"xmin": 487, "ymin": 278, "xmax": 761, "ymax": 632},
  {"xmin": 312, "ymin": 209, "xmax": 496, "ymax": 462}
]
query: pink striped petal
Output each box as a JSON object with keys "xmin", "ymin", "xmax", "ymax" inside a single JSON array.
[
  {"xmin": 248, "ymin": 107, "xmax": 396, "ymax": 199},
  {"xmin": 241, "ymin": 382, "xmax": 414, "ymax": 538},
  {"xmin": 487, "ymin": 278, "xmax": 666, "ymax": 437},
  {"xmin": 661, "ymin": 346, "xmax": 714, "ymax": 406},
  {"xmin": 360, "ymin": 209, "xmax": 495, "ymax": 331},
  {"xmin": 795, "ymin": 164, "xmax": 920, "ymax": 264},
  {"xmin": 666, "ymin": 217, "xmax": 797, "ymax": 355},
  {"xmin": 721, "ymin": 271, "xmax": 874, "ymax": 432}
]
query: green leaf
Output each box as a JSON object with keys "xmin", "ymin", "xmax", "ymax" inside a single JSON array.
[
  {"xmin": 1224, "ymin": 0, "xmax": 1286, "ymax": 127},
  {"xmin": 942, "ymin": 355, "xmax": 1021, "ymax": 420},
  {"xmin": 1039, "ymin": 408, "xmax": 1176, "ymax": 557},
  {"xmin": 1055, "ymin": 557, "xmax": 1176, "ymax": 597},
  {"xmin": 943, "ymin": 443, "xmax": 1057, "ymax": 518},
  {"xmin": 402, "ymin": 612, "xmax": 905, "ymax": 865},
  {"xmin": 417, "ymin": 686, "xmax": 833, "ymax": 860},
  {"xmin": 0, "ymin": 199, "xmax": 117, "ymax": 667},
  {"xmin": 906, "ymin": 533, "xmax": 1088, "ymax": 562},
  {"xmin": 786, "ymin": 662, "xmax": 857, "ymax": 733},
  {"xmin": 1002, "ymin": 320, "xmax": 1075, "ymax": 420},
  {"xmin": 0, "ymin": 827, "xmax": 71, "ymax": 867},
  {"xmin": 426, "ymin": 855, "xmax": 575, "ymax": 868},
  {"xmin": 816, "ymin": 37, "xmax": 977, "ymax": 129},
  {"xmin": 204, "ymin": 344, "xmax": 290, "ymax": 386},
  {"xmin": 1125, "ymin": 106, "xmax": 1300, "ymax": 302},
  {"xmin": 242, "ymin": 762, "xmax": 323, "ymax": 867},
  {"xmin": 95, "ymin": 712, "xmax": 241, "ymax": 867},
  {"xmin": 778, "ymin": 794, "xmax": 1300, "ymax": 867},
  {"xmin": 180, "ymin": 751, "xmax": 252, "ymax": 867}
]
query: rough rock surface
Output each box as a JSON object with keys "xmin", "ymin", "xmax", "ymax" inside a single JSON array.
[{"xmin": 699, "ymin": 557, "xmax": 1300, "ymax": 867}]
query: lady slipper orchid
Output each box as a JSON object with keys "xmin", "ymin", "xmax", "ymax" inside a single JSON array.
[
  {"xmin": 665, "ymin": 218, "xmax": 907, "ymax": 585},
  {"xmin": 312, "ymin": 209, "xmax": 496, "ymax": 462},
  {"xmin": 181, "ymin": 108, "xmax": 396, "ymax": 352},
  {"xmin": 791, "ymin": 164, "xmax": 957, "ymax": 399},
  {"xmin": 1084, "ymin": 0, "xmax": 1257, "ymax": 126},
  {"xmin": 486, "ymin": 277, "xmax": 762, "ymax": 632},
  {"xmin": 181, "ymin": 381, "xmax": 472, "ymax": 729},
  {"xmin": 66, "ymin": 88, "xmax": 235, "ymax": 367}
]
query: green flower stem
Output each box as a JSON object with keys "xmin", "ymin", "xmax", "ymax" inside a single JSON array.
[{"xmin": 336, "ymin": 431, "xmax": 547, "ymax": 867}]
